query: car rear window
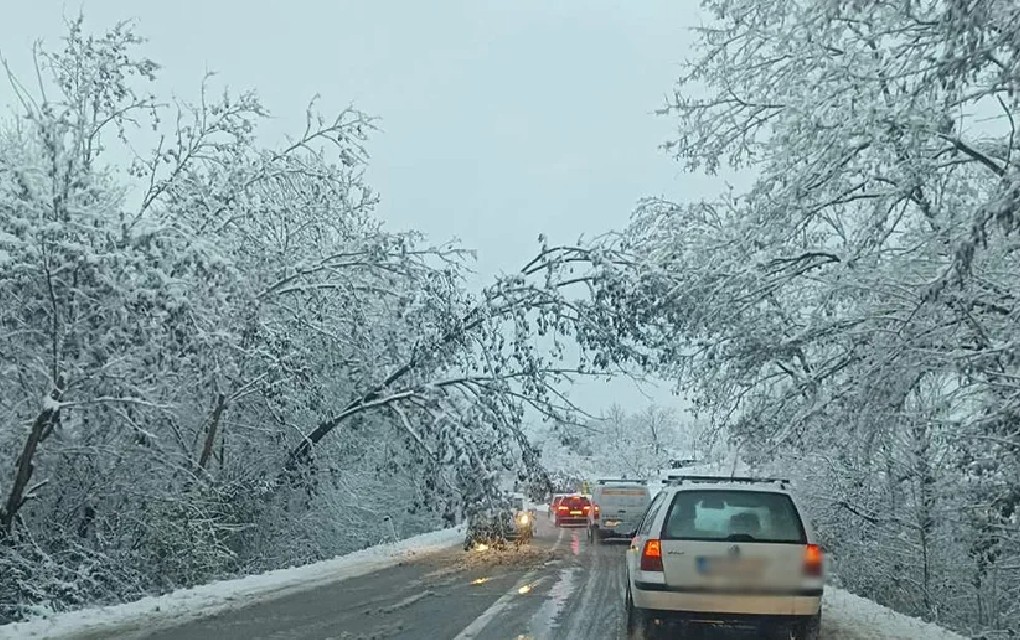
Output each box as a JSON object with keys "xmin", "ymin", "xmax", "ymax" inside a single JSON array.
[
  {"xmin": 597, "ymin": 487, "xmax": 650, "ymax": 506},
  {"xmin": 562, "ymin": 496, "xmax": 590, "ymax": 508},
  {"xmin": 662, "ymin": 490, "xmax": 806, "ymax": 544}
]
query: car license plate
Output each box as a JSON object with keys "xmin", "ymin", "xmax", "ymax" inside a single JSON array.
[
  {"xmin": 570, "ymin": 510, "xmax": 582, "ymax": 515},
  {"xmin": 696, "ymin": 556, "xmax": 765, "ymax": 577},
  {"xmin": 604, "ymin": 520, "xmax": 621, "ymax": 527}
]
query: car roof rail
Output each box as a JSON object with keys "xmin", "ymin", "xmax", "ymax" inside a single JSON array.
[
  {"xmin": 595, "ymin": 478, "xmax": 648, "ymax": 485},
  {"xmin": 664, "ymin": 475, "xmax": 792, "ymax": 490}
]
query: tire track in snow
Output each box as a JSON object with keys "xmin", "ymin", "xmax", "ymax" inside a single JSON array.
[
  {"xmin": 559, "ymin": 537, "xmax": 628, "ymax": 640},
  {"xmin": 561, "ymin": 530, "xmax": 604, "ymax": 639}
]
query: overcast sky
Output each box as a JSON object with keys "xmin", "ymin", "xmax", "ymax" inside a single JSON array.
[{"xmin": 1, "ymin": 0, "xmax": 731, "ymax": 417}]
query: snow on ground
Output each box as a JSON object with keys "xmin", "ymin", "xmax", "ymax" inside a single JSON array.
[
  {"xmin": 1, "ymin": 525, "xmax": 466, "ymax": 640},
  {"xmin": 822, "ymin": 588, "xmax": 966, "ymax": 639}
]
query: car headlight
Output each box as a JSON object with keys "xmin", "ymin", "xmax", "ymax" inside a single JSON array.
[{"xmin": 518, "ymin": 513, "xmax": 530, "ymax": 525}]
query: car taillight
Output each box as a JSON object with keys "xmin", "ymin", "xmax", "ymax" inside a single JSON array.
[
  {"xmin": 593, "ymin": 505, "xmax": 600, "ymax": 520},
  {"xmin": 803, "ymin": 544, "xmax": 823, "ymax": 577},
  {"xmin": 558, "ymin": 505, "xmax": 568, "ymax": 510},
  {"xmin": 640, "ymin": 539, "xmax": 663, "ymax": 572}
]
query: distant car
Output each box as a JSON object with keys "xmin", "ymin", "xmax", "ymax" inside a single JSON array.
[
  {"xmin": 515, "ymin": 508, "xmax": 535, "ymax": 543},
  {"xmin": 587, "ymin": 478, "xmax": 651, "ymax": 544},
  {"xmin": 548, "ymin": 493, "xmax": 572, "ymax": 520},
  {"xmin": 553, "ymin": 494, "xmax": 592, "ymax": 527},
  {"xmin": 624, "ymin": 476, "xmax": 823, "ymax": 639},
  {"xmin": 464, "ymin": 506, "xmax": 531, "ymax": 550},
  {"xmin": 508, "ymin": 493, "xmax": 535, "ymax": 542}
]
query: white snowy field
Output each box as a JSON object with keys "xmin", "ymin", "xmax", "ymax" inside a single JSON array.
[{"xmin": 1, "ymin": 525, "xmax": 466, "ymax": 640}]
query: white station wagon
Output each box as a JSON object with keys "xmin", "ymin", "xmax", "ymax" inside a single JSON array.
[{"xmin": 624, "ymin": 476, "xmax": 824, "ymax": 639}]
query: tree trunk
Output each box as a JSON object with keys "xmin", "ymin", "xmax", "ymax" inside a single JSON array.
[
  {"xmin": 198, "ymin": 393, "xmax": 227, "ymax": 471},
  {"xmin": 1, "ymin": 380, "xmax": 64, "ymax": 540},
  {"xmin": 912, "ymin": 420, "xmax": 934, "ymax": 616}
]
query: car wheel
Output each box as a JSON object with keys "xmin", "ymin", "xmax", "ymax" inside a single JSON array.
[{"xmin": 625, "ymin": 582, "xmax": 654, "ymax": 639}]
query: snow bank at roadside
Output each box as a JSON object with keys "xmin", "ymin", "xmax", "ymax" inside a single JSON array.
[
  {"xmin": 2, "ymin": 524, "xmax": 466, "ymax": 640},
  {"xmin": 823, "ymin": 587, "xmax": 965, "ymax": 639}
]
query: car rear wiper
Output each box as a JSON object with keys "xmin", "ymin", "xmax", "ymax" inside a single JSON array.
[{"xmin": 722, "ymin": 533, "xmax": 758, "ymax": 542}]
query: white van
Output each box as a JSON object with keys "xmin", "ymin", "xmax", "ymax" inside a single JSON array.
[{"xmin": 587, "ymin": 478, "xmax": 652, "ymax": 544}]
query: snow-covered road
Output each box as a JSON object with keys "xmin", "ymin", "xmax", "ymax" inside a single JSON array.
[{"xmin": 4, "ymin": 519, "xmax": 965, "ymax": 640}]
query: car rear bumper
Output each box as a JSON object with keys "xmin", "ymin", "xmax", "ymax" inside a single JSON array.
[
  {"xmin": 594, "ymin": 523, "xmax": 638, "ymax": 538},
  {"xmin": 555, "ymin": 516, "xmax": 588, "ymax": 525},
  {"xmin": 633, "ymin": 582, "xmax": 822, "ymax": 617}
]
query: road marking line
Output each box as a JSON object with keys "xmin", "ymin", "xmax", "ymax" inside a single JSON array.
[{"xmin": 452, "ymin": 527, "xmax": 565, "ymax": 640}]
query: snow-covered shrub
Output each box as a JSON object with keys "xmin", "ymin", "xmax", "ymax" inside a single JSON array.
[
  {"xmin": 137, "ymin": 489, "xmax": 241, "ymax": 590},
  {"xmin": 0, "ymin": 536, "xmax": 147, "ymax": 624}
]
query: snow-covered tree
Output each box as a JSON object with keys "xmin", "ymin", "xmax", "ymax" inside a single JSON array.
[
  {"xmin": 0, "ymin": 17, "xmax": 663, "ymax": 622},
  {"xmin": 539, "ymin": 403, "xmax": 704, "ymax": 480},
  {"xmin": 619, "ymin": 0, "xmax": 1020, "ymax": 634}
]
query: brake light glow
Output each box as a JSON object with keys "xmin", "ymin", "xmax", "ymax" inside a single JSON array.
[
  {"xmin": 640, "ymin": 539, "xmax": 663, "ymax": 572},
  {"xmin": 593, "ymin": 505, "xmax": 600, "ymax": 520},
  {"xmin": 558, "ymin": 505, "xmax": 568, "ymax": 510},
  {"xmin": 803, "ymin": 544, "xmax": 823, "ymax": 577}
]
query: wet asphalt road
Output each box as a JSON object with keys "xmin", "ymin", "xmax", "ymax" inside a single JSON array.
[
  {"xmin": 96, "ymin": 519, "xmax": 855, "ymax": 640},
  {"xmin": 113, "ymin": 518, "xmax": 630, "ymax": 640}
]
